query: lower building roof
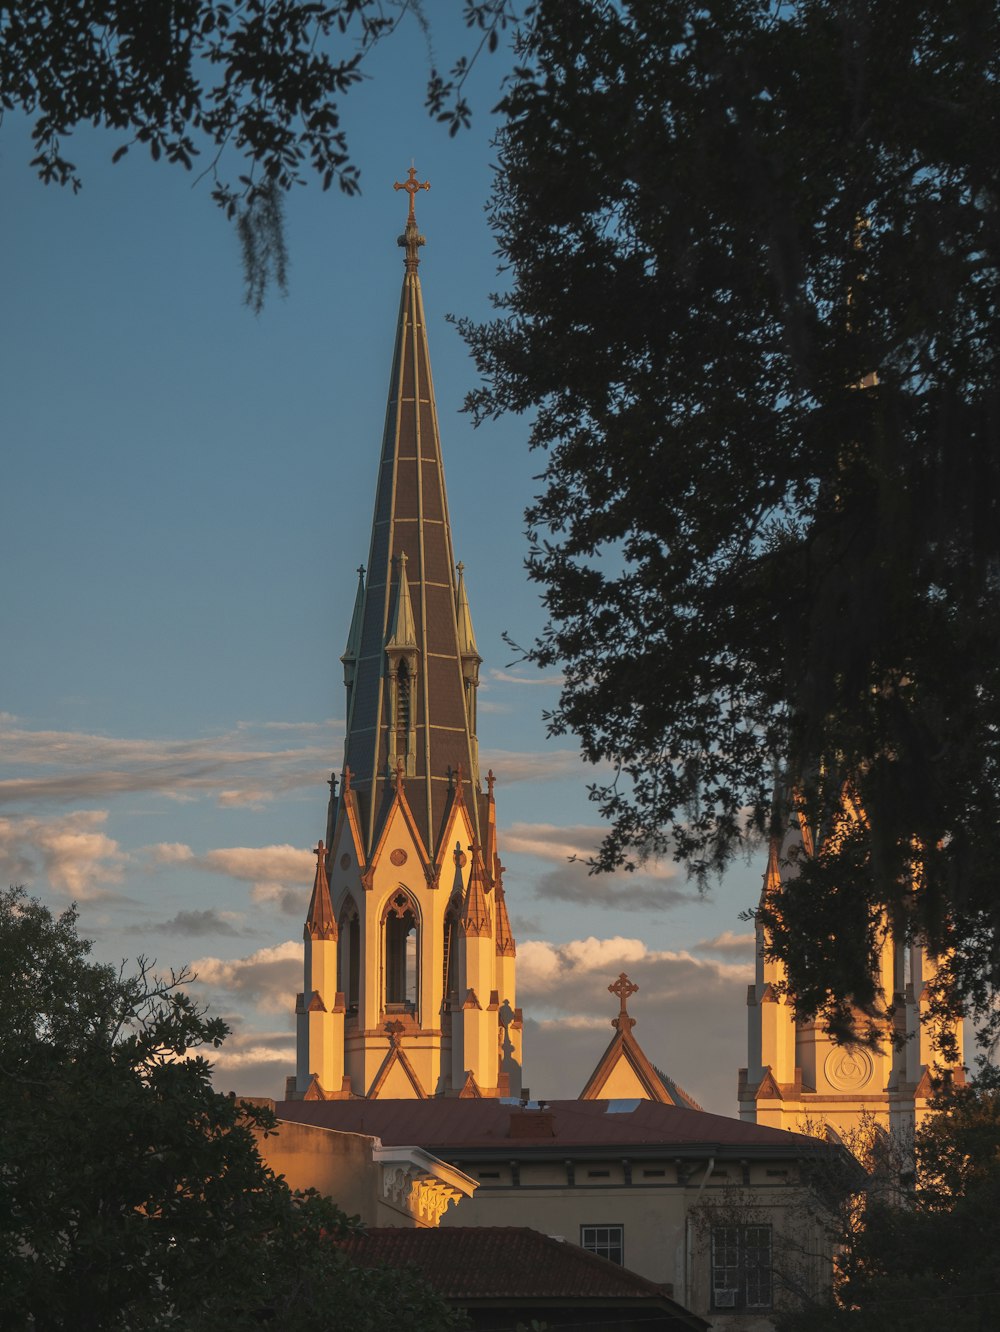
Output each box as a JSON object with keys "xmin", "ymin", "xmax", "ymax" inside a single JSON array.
[
  {"xmin": 274, "ymin": 1096, "xmax": 827, "ymax": 1159},
  {"xmin": 338, "ymin": 1225, "xmax": 709, "ymax": 1328}
]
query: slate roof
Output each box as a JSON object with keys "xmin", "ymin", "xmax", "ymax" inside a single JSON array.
[
  {"xmin": 275, "ymin": 1096, "xmax": 825, "ymax": 1158},
  {"xmin": 338, "ymin": 1226, "xmax": 708, "ymax": 1326},
  {"xmin": 340, "ymin": 211, "xmax": 482, "ymax": 860}
]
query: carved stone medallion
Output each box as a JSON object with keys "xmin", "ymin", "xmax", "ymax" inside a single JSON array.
[
  {"xmin": 390, "ymin": 848, "xmax": 408, "ymax": 867},
  {"xmin": 824, "ymin": 1047, "xmax": 874, "ymax": 1092}
]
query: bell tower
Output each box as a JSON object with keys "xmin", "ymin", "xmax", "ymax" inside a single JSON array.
[
  {"xmin": 290, "ymin": 171, "xmax": 521, "ymax": 1101},
  {"xmin": 739, "ymin": 798, "xmax": 965, "ymax": 1138}
]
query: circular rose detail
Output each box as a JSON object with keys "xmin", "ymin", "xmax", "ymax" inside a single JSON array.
[
  {"xmin": 390, "ymin": 848, "xmax": 408, "ymax": 867},
  {"xmin": 340, "ymin": 854, "xmax": 351, "ymax": 870},
  {"xmin": 824, "ymin": 1047, "xmax": 874, "ymax": 1091}
]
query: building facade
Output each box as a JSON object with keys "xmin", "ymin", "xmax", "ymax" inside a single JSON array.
[
  {"xmin": 276, "ymin": 1095, "xmax": 841, "ymax": 1332},
  {"xmin": 739, "ymin": 801, "xmax": 965, "ymax": 1139},
  {"xmin": 289, "ymin": 171, "xmax": 520, "ymax": 1102}
]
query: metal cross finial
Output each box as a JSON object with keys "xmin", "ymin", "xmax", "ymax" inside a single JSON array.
[
  {"xmin": 314, "ymin": 840, "xmax": 326, "ymax": 862},
  {"xmin": 609, "ymin": 972, "xmax": 639, "ymax": 1033},
  {"xmin": 394, "ymin": 166, "xmax": 430, "ymax": 223}
]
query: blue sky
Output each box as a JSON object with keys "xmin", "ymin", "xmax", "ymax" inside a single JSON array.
[{"xmin": 1, "ymin": 10, "xmax": 765, "ymax": 1114}]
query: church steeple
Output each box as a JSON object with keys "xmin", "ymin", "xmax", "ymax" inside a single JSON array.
[
  {"xmin": 292, "ymin": 175, "xmax": 519, "ymax": 1103},
  {"xmin": 340, "ymin": 169, "xmax": 481, "ymax": 862}
]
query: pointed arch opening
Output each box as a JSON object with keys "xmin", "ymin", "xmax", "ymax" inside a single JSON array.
[
  {"xmin": 338, "ymin": 897, "xmax": 360, "ymax": 1015},
  {"xmin": 382, "ymin": 889, "xmax": 419, "ymax": 1016},
  {"xmin": 386, "ymin": 652, "xmax": 418, "ymax": 778}
]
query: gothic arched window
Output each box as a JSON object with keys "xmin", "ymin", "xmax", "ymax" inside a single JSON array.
[{"xmin": 383, "ymin": 890, "xmax": 418, "ymax": 1014}]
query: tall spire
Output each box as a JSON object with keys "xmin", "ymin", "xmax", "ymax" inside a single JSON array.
[
  {"xmin": 293, "ymin": 181, "xmax": 520, "ymax": 1102},
  {"xmin": 341, "ymin": 170, "xmax": 482, "ymax": 860}
]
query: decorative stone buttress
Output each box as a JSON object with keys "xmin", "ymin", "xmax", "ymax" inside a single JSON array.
[
  {"xmin": 290, "ymin": 170, "xmax": 521, "ymax": 1101},
  {"xmin": 739, "ymin": 795, "xmax": 965, "ymax": 1139}
]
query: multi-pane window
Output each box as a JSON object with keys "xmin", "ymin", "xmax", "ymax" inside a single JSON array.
[
  {"xmin": 580, "ymin": 1224, "xmax": 624, "ymax": 1265},
  {"xmin": 711, "ymin": 1224, "xmax": 772, "ymax": 1310}
]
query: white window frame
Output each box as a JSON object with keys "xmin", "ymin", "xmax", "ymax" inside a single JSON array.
[
  {"xmin": 711, "ymin": 1223, "xmax": 772, "ymax": 1311},
  {"xmin": 580, "ymin": 1223, "xmax": 624, "ymax": 1266}
]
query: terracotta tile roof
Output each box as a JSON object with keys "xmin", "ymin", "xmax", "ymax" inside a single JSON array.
[
  {"xmin": 338, "ymin": 1226, "xmax": 706, "ymax": 1323},
  {"xmin": 275, "ymin": 1096, "xmax": 824, "ymax": 1157}
]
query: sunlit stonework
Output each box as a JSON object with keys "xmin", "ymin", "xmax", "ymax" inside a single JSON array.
[
  {"xmin": 739, "ymin": 804, "xmax": 965, "ymax": 1139},
  {"xmin": 288, "ymin": 174, "xmax": 520, "ymax": 1101}
]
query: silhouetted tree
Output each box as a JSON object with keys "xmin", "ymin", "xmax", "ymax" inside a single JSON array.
[
  {"xmin": 461, "ymin": 0, "xmax": 1000, "ymax": 1047},
  {"xmin": 0, "ymin": 887, "xmax": 463, "ymax": 1331},
  {"xmin": 1, "ymin": 0, "xmax": 517, "ymax": 306},
  {"xmin": 777, "ymin": 1068, "xmax": 1000, "ymax": 1331}
]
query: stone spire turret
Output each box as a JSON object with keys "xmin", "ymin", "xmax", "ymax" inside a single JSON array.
[
  {"xmin": 296, "ymin": 842, "xmax": 346, "ymax": 1098},
  {"xmin": 460, "ymin": 839, "xmax": 492, "ymax": 938},
  {"xmin": 341, "ymin": 566, "xmax": 366, "ymax": 693},
  {"xmin": 304, "ymin": 840, "xmax": 337, "ymax": 942}
]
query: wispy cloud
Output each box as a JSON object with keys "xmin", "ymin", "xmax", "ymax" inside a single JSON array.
[
  {"xmin": 216, "ymin": 789, "xmax": 273, "ymax": 809},
  {"xmin": 693, "ymin": 930, "xmax": 757, "ymax": 959},
  {"xmin": 0, "ymin": 719, "xmax": 342, "ymax": 809},
  {"xmin": 191, "ymin": 940, "xmax": 302, "ymax": 1013},
  {"xmin": 486, "ymin": 668, "xmax": 565, "ymax": 687},
  {"xmin": 0, "ymin": 810, "xmax": 125, "ymax": 898},
  {"xmin": 534, "ymin": 864, "xmax": 690, "ymax": 912},
  {"xmin": 127, "ymin": 909, "xmax": 252, "ymax": 939},
  {"xmin": 480, "ymin": 750, "xmax": 585, "ymax": 784},
  {"xmin": 145, "ymin": 842, "xmax": 315, "ymax": 915},
  {"xmin": 501, "ymin": 821, "xmax": 688, "ymax": 912},
  {"xmin": 503, "ymin": 822, "xmax": 608, "ymax": 863}
]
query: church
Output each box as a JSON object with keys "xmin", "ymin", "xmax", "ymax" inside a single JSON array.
[
  {"xmin": 287, "ymin": 168, "xmax": 520, "ymax": 1104},
  {"xmin": 267, "ymin": 170, "xmax": 961, "ymax": 1328},
  {"xmin": 739, "ymin": 805, "xmax": 966, "ymax": 1140}
]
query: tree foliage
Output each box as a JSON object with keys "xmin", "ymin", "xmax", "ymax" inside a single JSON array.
[
  {"xmin": 0, "ymin": 0, "xmax": 518, "ymax": 306},
  {"xmin": 0, "ymin": 887, "xmax": 463, "ymax": 1331},
  {"xmin": 461, "ymin": 0, "xmax": 1000, "ymax": 1043},
  {"xmin": 777, "ymin": 1068, "xmax": 1000, "ymax": 1332}
]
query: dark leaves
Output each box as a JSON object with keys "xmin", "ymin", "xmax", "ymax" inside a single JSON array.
[
  {"xmin": 1, "ymin": 0, "xmax": 519, "ymax": 300},
  {"xmin": 461, "ymin": 0, "xmax": 1000, "ymax": 1041}
]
